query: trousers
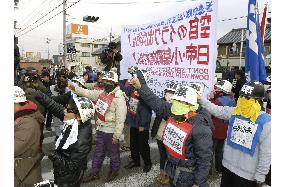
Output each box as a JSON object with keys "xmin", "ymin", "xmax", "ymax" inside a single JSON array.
[
  {"xmin": 213, "ymin": 139, "xmax": 225, "ymax": 173},
  {"xmin": 157, "ymin": 139, "xmax": 167, "ymax": 170},
  {"xmin": 220, "ymin": 166, "xmax": 258, "ymax": 187},
  {"xmin": 130, "ymin": 127, "xmax": 151, "ymax": 166},
  {"xmin": 92, "ymin": 131, "xmax": 120, "ymax": 174}
]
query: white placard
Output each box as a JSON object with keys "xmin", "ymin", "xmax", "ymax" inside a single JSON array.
[
  {"xmin": 163, "ymin": 123, "xmax": 187, "ymax": 155},
  {"xmin": 128, "ymin": 97, "xmax": 139, "ymax": 114},
  {"xmin": 120, "ymin": 0, "xmax": 218, "ymax": 98},
  {"xmin": 95, "ymin": 99, "xmax": 109, "ymax": 116},
  {"xmin": 230, "ymin": 118, "xmax": 258, "ymax": 149}
]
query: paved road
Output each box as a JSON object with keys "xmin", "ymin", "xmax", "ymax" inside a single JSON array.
[{"xmin": 41, "ymin": 123, "xmax": 221, "ymax": 187}]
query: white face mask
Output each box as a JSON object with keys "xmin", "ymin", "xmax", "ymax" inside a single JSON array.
[
  {"xmin": 55, "ymin": 118, "xmax": 79, "ymax": 150},
  {"xmin": 165, "ymin": 92, "xmax": 174, "ymax": 103}
]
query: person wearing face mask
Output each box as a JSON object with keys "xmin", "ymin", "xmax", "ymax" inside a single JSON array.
[
  {"xmin": 123, "ymin": 72, "xmax": 153, "ymax": 172},
  {"xmin": 198, "ymin": 81, "xmax": 271, "ymax": 187},
  {"xmin": 68, "ymin": 70, "xmax": 127, "ymax": 182},
  {"xmin": 209, "ymin": 80, "xmax": 236, "ymax": 175},
  {"xmin": 151, "ymin": 83, "xmax": 179, "ymax": 185},
  {"xmin": 80, "ymin": 71, "xmax": 106, "ymax": 92},
  {"xmin": 25, "ymin": 89, "xmax": 94, "ymax": 187},
  {"xmin": 130, "ymin": 71, "xmax": 213, "ymax": 187}
]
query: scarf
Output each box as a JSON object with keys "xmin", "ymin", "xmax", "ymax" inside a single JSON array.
[
  {"xmin": 171, "ymin": 100, "xmax": 199, "ymax": 115},
  {"xmin": 232, "ymin": 97, "xmax": 261, "ymax": 122},
  {"xmin": 55, "ymin": 118, "xmax": 79, "ymax": 149}
]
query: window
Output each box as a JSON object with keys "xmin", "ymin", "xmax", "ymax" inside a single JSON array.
[
  {"xmin": 81, "ymin": 43, "xmax": 90, "ymax": 48},
  {"xmin": 93, "ymin": 44, "xmax": 98, "ymax": 48},
  {"xmin": 228, "ymin": 44, "xmax": 245, "ymax": 57},
  {"xmin": 81, "ymin": 52, "xmax": 90, "ymax": 57}
]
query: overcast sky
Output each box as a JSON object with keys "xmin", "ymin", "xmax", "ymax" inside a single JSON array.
[{"xmin": 14, "ymin": 0, "xmax": 271, "ymax": 59}]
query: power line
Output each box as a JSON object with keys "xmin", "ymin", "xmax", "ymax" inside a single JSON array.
[
  {"xmin": 218, "ymin": 16, "xmax": 248, "ymax": 22},
  {"xmin": 17, "ymin": 0, "xmax": 59, "ymax": 30},
  {"xmin": 17, "ymin": 0, "xmax": 82, "ymax": 38},
  {"xmin": 16, "ymin": 0, "xmax": 67, "ymax": 35}
]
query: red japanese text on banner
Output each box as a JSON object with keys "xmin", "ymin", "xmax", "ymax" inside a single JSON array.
[{"xmin": 120, "ymin": 0, "xmax": 218, "ymax": 98}]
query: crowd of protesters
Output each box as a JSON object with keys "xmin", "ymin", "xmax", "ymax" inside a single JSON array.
[{"xmin": 14, "ymin": 41, "xmax": 271, "ymax": 187}]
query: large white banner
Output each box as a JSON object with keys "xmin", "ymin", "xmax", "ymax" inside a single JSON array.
[{"xmin": 120, "ymin": 0, "xmax": 218, "ymax": 98}]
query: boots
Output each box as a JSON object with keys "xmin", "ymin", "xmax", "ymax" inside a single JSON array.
[
  {"xmin": 82, "ymin": 173, "xmax": 100, "ymax": 183},
  {"xmin": 105, "ymin": 171, "xmax": 119, "ymax": 182},
  {"xmin": 155, "ymin": 171, "xmax": 169, "ymax": 185}
]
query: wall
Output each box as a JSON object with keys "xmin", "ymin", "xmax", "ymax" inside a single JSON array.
[{"xmin": 19, "ymin": 62, "xmax": 43, "ymax": 72}]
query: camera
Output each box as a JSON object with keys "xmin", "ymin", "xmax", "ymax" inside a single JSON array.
[{"xmin": 24, "ymin": 72, "xmax": 38, "ymax": 83}]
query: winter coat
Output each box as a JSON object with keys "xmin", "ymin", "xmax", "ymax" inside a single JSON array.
[
  {"xmin": 151, "ymin": 115, "xmax": 163, "ymax": 139},
  {"xmin": 151, "ymin": 98, "xmax": 169, "ymax": 139},
  {"xmin": 231, "ymin": 77, "xmax": 246, "ymax": 100},
  {"xmin": 211, "ymin": 95, "xmax": 236, "ymax": 140},
  {"xmin": 14, "ymin": 101, "xmax": 44, "ymax": 187},
  {"xmin": 74, "ymin": 85, "xmax": 127, "ymax": 140},
  {"xmin": 136, "ymin": 71, "xmax": 213, "ymax": 187},
  {"xmin": 199, "ymin": 98, "xmax": 271, "ymax": 183},
  {"xmin": 124, "ymin": 88, "xmax": 152, "ymax": 130},
  {"xmin": 31, "ymin": 90, "xmax": 93, "ymax": 186},
  {"xmin": 18, "ymin": 80, "xmax": 49, "ymax": 115}
]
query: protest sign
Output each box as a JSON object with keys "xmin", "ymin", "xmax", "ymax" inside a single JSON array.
[{"xmin": 120, "ymin": 0, "xmax": 218, "ymax": 98}]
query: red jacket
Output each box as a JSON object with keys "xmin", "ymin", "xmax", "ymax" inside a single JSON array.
[{"xmin": 210, "ymin": 98, "xmax": 229, "ymax": 140}]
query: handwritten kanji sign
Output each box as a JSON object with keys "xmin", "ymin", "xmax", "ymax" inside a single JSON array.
[
  {"xmin": 120, "ymin": 0, "xmax": 217, "ymax": 98},
  {"xmin": 230, "ymin": 118, "xmax": 258, "ymax": 149}
]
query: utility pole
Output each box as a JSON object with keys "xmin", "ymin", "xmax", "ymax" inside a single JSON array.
[
  {"xmin": 109, "ymin": 27, "xmax": 112, "ymax": 42},
  {"xmin": 46, "ymin": 37, "xmax": 51, "ymax": 60},
  {"xmin": 239, "ymin": 29, "xmax": 244, "ymax": 70},
  {"xmin": 21, "ymin": 46, "xmax": 24, "ymax": 59},
  {"xmin": 63, "ymin": 0, "xmax": 67, "ymax": 67}
]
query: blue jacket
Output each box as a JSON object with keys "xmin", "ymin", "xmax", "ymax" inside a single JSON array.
[
  {"xmin": 123, "ymin": 84, "xmax": 152, "ymax": 130},
  {"xmin": 136, "ymin": 71, "xmax": 213, "ymax": 187},
  {"xmin": 125, "ymin": 98, "xmax": 152, "ymax": 129}
]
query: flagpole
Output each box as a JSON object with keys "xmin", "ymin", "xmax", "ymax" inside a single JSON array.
[
  {"xmin": 255, "ymin": 0, "xmax": 259, "ymax": 24},
  {"xmin": 239, "ymin": 28, "xmax": 244, "ymax": 70}
]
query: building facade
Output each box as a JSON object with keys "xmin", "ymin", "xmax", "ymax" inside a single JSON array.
[
  {"xmin": 65, "ymin": 37, "xmax": 109, "ymax": 71},
  {"xmin": 217, "ymin": 25, "xmax": 271, "ymax": 68}
]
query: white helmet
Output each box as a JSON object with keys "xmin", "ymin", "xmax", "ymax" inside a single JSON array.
[
  {"xmin": 14, "ymin": 86, "xmax": 27, "ymax": 103},
  {"xmin": 165, "ymin": 82, "xmax": 180, "ymax": 93},
  {"xmin": 102, "ymin": 71, "xmax": 118, "ymax": 83},
  {"xmin": 189, "ymin": 82, "xmax": 204, "ymax": 97},
  {"xmin": 72, "ymin": 76, "xmax": 85, "ymax": 86},
  {"xmin": 215, "ymin": 80, "xmax": 232, "ymax": 94},
  {"xmin": 73, "ymin": 97, "xmax": 95, "ymax": 123},
  {"xmin": 172, "ymin": 85, "xmax": 198, "ymax": 105}
]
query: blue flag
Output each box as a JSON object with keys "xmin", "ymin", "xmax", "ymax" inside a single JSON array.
[{"xmin": 245, "ymin": 0, "xmax": 267, "ymax": 82}]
